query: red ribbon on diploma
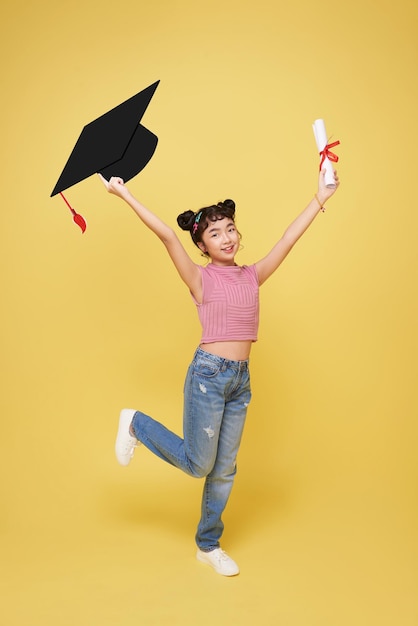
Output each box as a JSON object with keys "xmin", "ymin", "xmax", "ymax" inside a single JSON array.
[{"xmin": 319, "ymin": 140, "xmax": 340, "ymax": 171}]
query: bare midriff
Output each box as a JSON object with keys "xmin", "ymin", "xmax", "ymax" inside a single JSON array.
[{"xmin": 199, "ymin": 340, "xmax": 252, "ymax": 362}]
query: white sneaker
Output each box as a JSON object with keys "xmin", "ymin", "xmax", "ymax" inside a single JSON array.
[
  {"xmin": 196, "ymin": 548, "xmax": 240, "ymax": 576},
  {"xmin": 115, "ymin": 409, "xmax": 139, "ymax": 466}
]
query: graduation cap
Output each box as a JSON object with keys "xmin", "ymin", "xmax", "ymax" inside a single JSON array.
[{"xmin": 51, "ymin": 80, "xmax": 160, "ymax": 232}]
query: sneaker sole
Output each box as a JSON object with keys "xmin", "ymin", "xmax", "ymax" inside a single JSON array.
[
  {"xmin": 115, "ymin": 408, "xmax": 137, "ymax": 466},
  {"xmin": 196, "ymin": 549, "xmax": 240, "ymax": 577}
]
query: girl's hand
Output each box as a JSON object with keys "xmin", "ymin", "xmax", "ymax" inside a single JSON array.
[
  {"xmin": 98, "ymin": 173, "xmax": 131, "ymax": 200},
  {"xmin": 317, "ymin": 169, "xmax": 340, "ymax": 205}
]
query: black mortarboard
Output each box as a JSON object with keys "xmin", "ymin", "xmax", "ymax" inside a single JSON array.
[{"xmin": 51, "ymin": 80, "xmax": 160, "ymax": 197}]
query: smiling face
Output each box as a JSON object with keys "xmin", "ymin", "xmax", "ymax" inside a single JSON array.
[{"xmin": 198, "ymin": 217, "xmax": 241, "ymax": 265}]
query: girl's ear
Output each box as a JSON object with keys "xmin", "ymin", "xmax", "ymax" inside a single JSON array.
[{"xmin": 197, "ymin": 241, "xmax": 207, "ymax": 253}]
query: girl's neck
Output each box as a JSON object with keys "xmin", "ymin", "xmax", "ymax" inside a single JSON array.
[{"xmin": 208, "ymin": 258, "xmax": 237, "ymax": 267}]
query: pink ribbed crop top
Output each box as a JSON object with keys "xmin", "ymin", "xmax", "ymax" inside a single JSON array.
[{"xmin": 191, "ymin": 263, "xmax": 260, "ymax": 343}]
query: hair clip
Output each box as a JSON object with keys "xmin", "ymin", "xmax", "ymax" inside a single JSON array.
[{"xmin": 192, "ymin": 211, "xmax": 202, "ymax": 234}]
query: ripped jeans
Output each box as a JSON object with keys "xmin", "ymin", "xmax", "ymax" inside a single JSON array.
[{"xmin": 131, "ymin": 347, "xmax": 251, "ymax": 552}]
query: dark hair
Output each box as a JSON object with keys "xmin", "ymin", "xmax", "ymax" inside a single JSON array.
[{"xmin": 177, "ymin": 199, "xmax": 237, "ymax": 254}]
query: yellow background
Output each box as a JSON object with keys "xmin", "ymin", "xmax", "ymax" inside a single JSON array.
[{"xmin": 1, "ymin": 0, "xmax": 417, "ymax": 624}]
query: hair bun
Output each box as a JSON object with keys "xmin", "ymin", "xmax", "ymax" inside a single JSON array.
[
  {"xmin": 177, "ymin": 210, "xmax": 195, "ymax": 231},
  {"xmin": 222, "ymin": 199, "xmax": 235, "ymax": 210}
]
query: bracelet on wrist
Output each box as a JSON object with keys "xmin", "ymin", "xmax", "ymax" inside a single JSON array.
[{"xmin": 314, "ymin": 194, "xmax": 325, "ymax": 212}]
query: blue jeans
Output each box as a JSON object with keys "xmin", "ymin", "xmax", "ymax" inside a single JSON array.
[{"xmin": 131, "ymin": 347, "xmax": 252, "ymax": 551}]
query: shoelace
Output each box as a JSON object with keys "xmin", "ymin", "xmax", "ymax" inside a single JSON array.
[
  {"xmin": 216, "ymin": 549, "xmax": 230, "ymax": 562},
  {"xmin": 122, "ymin": 437, "xmax": 137, "ymax": 456}
]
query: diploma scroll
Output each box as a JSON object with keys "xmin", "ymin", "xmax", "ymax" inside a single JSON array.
[{"xmin": 312, "ymin": 119, "xmax": 339, "ymax": 188}]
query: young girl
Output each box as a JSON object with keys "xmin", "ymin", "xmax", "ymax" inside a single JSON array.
[{"xmin": 101, "ymin": 169, "xmax": 339, "ymax": 576}]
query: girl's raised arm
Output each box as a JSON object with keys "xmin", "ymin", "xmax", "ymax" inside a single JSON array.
[
  {"xmin": 100, "ymin": 175, "xmax": 202, "ymax": 297},
  {"xmin": 255, "ymin": 169, "xmax": 340, "ymax": 285}
]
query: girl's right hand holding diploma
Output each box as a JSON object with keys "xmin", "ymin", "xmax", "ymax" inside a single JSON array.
[{"xmin": 317, "ymin": 168, "xmax": 340, "ymax": 207}]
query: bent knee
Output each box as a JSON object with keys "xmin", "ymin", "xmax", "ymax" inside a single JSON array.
[
  {"xmin": 193, "ymin": 462, "xmax": 238, "ymax": 480},
  {"xmin": 190, "ymin": 464, "xmax": 212, "ymax": 479}
]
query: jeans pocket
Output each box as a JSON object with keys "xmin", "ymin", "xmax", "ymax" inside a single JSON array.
[{"xmin": 194, "ymin": 359, "xmax": 221, "ymax": 378}]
